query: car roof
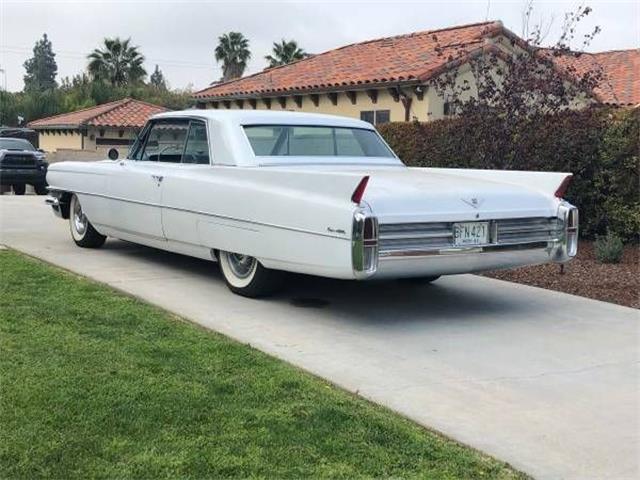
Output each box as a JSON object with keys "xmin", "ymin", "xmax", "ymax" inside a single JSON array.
[{"xmin": 151, "ymin": 109, "xmax": 375, "ymax": 129}]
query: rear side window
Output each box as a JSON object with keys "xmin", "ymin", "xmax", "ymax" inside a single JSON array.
[
  {"xmin": 182, "ymin": 121, "xmax": 210, "ymax": 164},
  {"xmin": 243, "ymin": 125, "xmax": 394, "ymax": 158}
]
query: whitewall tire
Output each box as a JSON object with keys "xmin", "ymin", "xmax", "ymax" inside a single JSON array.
[
  {"xmin": 69, "ymin": 194, "xmax": 106, "ymax": 248},
  {"xmin": 218, "ymin": 250, "xmax": 284, "ymax": 297}
]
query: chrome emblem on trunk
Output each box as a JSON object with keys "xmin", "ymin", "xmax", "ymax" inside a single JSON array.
[{"xmin": 462, "ymin": 197, "xmax": 484, "ymax": 209}]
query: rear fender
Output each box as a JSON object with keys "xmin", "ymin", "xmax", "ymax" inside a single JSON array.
[{"xmin": 415, "ymin": 167, "xmax": 572, "ymax": 198}]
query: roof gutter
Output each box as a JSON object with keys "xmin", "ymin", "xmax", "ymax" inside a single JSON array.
[{"xmin": 193, "ymin": 79, "xmax": 423, "ymax": 102}]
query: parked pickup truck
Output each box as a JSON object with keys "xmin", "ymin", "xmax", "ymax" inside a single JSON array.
[{"xmin": 0, "ymin": 137, "xmax": 48, "ymax": 195}]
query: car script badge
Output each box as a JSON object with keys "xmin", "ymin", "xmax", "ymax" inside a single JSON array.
[{"xmin": 462, "ymin": 197, "xmax": 484, "ymax": 209}]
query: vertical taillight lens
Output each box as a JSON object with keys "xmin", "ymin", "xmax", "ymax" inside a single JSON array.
[
  {"xmin": 566, "ymin": 207, "xmax": 579, "ymax": 257},
  {"xmin": 352, "ymin": 209, "xmax": 378, "ymax": 278}
]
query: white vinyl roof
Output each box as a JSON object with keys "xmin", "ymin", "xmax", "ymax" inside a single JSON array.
[
  {"xmin": 152, "ymin": 109, "xmax": 375, "ymax": 130},
  {"xmin": 148, "ymin": 109, "xmax": 398, "ymax": 167}
]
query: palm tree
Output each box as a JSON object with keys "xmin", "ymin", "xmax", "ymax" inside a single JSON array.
[
  {"xmin": 215, "ymin": 32, "xmax": 251, "ymax": 82},
  {"xmin": 265, "ymin": 40, "xmax": 308, "ymax": 68},
  {"xmin": 87, "ymin": 38, "xmax": 146, "ymax": 87}
]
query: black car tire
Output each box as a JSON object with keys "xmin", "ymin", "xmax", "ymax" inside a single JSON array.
[
  {"xmin": 12, "ymin": 184, "xmax": 26, "ymax": 195},
  {"xmin": 69, "ymin": 194, "xmax": 106, "ymax": 248},
  {"xmin": 34, "ymin": 184, "xmax": 48, "ymax": 195},
  {"xmin": 217, "ymin": 250, "xmax": 285, "ymax": 297}
]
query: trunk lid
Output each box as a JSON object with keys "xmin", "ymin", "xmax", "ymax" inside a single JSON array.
[{"xmin": 362, "ymin": 168, "xmax": 558, "ymax": 223}]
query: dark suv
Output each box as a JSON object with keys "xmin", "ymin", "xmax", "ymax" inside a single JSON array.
[{"xmin": 0, "ymin": 138, "xmax": 48, "ymax": 195}]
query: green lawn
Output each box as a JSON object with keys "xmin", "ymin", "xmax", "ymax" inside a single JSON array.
[{"xmin": 0, "ymin": 250, "xmax": 525, "ymax": 479}]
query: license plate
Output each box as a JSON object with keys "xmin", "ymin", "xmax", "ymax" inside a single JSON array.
[{"xmin": 453, "ymin": 222, "xmax": 490, "ymax": 246}]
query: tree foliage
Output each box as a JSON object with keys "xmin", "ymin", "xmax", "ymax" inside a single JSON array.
[
  {"xmin": 149, "ymin": 65, "xmax": 167, "ymax": 90},
  {"xmin": 378, "ymin": 107, "xmax": 639, "ymax": 242},
  {"xmin": 1, "ymin": 80, "xmax": 193, "ymax": 127},
  {"xmin": 23, "ymin": 34, "xmax": 58, "ymax": 92},
  {"xmin": 87, "ymin": 37, "xmax": 146, "ymax": 87},
  {"xmin": 214, "ymin": 32, "xmax": 251, "ymax": 82},
  {"xmin": 430, "ymin": 4, "xmax": 603, "ymax": 122},
  {"xmin": 265, "ymin": 40, "xmax": 307, "ymax": 68}
]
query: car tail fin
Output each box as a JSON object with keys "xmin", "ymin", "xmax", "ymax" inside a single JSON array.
[{"xmin": 351, "ymin": 176, "xmax": 370, "ymax": 204}]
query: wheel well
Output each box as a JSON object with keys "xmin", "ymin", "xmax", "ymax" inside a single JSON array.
[{"xmin": 58, "ymin": 191, "xmax": 72, "ymax": 219}]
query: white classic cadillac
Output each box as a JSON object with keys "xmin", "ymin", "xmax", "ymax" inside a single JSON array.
[{"xmin": 46, "ymin": 110, "xmax": 578, "ymax": 297}]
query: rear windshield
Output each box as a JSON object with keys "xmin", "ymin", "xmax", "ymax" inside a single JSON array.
[
  {"xmin": 0, "ymin": 138, "xmax": 35, "ymax": 151},
  {"xmin": 243, "ymin": 125, "xmax": 395, "ymax": 158}
]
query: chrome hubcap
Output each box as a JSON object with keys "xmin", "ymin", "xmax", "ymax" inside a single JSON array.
[
  {"xmin": 73, "ymin": 198, "xmax": 87, "ymax": 235},
  {"xmin": 227, "ymin": 253, "xmax": 256, "ymax": 279}
]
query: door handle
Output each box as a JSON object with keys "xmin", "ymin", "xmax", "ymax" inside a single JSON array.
[{"xmin": 151, "ymin": 174, "xmax": 164, "ymax": 185}]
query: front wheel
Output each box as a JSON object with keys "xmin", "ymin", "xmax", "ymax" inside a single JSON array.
[
  {"xmin": 12, "ymin": 184, "xmax": 26, "ymax": 195},
  {"xmin": 69, "ymin": 194, "xmax": 106, "ymax": 248},
  {"xmin": 34, "ymin": 183, "xmax": 48, "ymax": 195},
  {"xmin": 218, "ymin": 250, "xmax": 284, "ymax": 298}
]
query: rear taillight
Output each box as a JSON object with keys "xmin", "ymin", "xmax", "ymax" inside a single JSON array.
[
  {"xmin": 565, "ymin": 207, "xmax": 579, "ymax": 257},
  {"xmin": 555, "ymin": 175, "xmax": 573, "ymax": 198},
  {"xmin": 351, "ymin": 176, "xmax": 369, "ymax": 204},
  {"xmin": 558, "ymin": 202, "xmax": 579, "ymax": 259},
  {"xmin": 352, "ymin": 208, "xmax": 378, "ymax": 279}
]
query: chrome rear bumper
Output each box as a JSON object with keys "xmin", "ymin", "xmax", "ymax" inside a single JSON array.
[
  {"xmin": 374, "ymin": 241, "xmax": 562, "ymax": 279},
  {"xmin": 354, "ymin": 202, "xmax": 579, "ymax": 280}
]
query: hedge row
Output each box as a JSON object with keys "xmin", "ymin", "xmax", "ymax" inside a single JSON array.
[{"xmin": 378, "ymin": 107, "xmax": 639, "ymax": 241}]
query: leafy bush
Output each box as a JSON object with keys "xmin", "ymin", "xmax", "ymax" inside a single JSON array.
[
  {"xmin": 378, "ymin": 107, "xmax": 639, "ymax": 242},
  {"xmin": 595, "ymin": 231, "xmax": 625, "ymax": 263}
]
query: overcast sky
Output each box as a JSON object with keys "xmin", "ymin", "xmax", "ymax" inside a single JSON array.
[{"xmin": 0, "ymin": 0, "xmax": 638, "ymax": 92}]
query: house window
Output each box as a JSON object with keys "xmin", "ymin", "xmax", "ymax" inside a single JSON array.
[
  {"xmin": 375, "ymin": 110, "xmax": 390, "ymax": 124},
  {"xmin": 360, "ymin": 110, "xmax": 390, "ymax": 125},
  {"xmin": 360, "ymin": 111, "xmax": 374, "ymax": 124}
]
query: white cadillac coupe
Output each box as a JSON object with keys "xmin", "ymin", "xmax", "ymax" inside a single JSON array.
[{"xmin": 46, "ymin": 110, "xmax": 578, "ymax": 297}]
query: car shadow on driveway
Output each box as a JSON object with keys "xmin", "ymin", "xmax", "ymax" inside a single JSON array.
[{"xmin": 100, "ymin": 239, "xmax": 532, "ymax": 327}]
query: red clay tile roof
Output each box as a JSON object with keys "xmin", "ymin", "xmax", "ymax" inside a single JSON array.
[
  {"xmin": 195, "ymin": 20, "xmax": 638, "ymax": 108},
  {"xmin": 28, "ymin": 98, "xmax": 169, "ymax": 129},
  {"xmin": 550, "ymin": 49, "xmax": 640, "ymax": 106},
  {"xmin": 194, "ymin": 21, "xmax": 504, "ymax": 99}
]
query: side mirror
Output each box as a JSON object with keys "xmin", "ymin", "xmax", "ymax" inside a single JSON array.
[
  {"xmin": 107, "ymin": 148, "xmax": 119, "ymax": 160},
  {"xmin": 38, "ymin": 148, "xmax": 45, "ymax": 153}
]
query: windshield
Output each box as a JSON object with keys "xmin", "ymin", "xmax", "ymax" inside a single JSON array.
[
  {"xmin": 0, "ymin": 138, "xmax": 36, "ymax": 151},
  {"xmin": 243, "ymin": 125, "xmax": 395, "ymax": 158}
]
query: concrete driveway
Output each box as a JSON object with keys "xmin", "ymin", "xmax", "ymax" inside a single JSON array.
[{"xmin": 1, "ymin": 195, "xmax": 638, "ymax": 479}]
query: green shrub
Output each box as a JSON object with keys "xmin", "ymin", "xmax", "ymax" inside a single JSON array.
[
  {"xmin": 595, "ymin": 231, "xmax": 625, "ymax": 263},
  {"xmin": 378, "ymin": 107, "xmax": 639, "ymax": 242}
]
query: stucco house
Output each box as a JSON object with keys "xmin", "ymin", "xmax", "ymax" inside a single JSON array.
[
  {"xmin": 28, "ymin": 98, "xmax": 168, "ymax": 157},
  {"xmin": 193, "ymin": 20, "xmax": 639, "ymax": 124}
]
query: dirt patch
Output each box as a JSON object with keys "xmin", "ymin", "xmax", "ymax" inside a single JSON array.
[{"xmin": 482, "ymin": 241, "xmax": 639, "ymax": 309}]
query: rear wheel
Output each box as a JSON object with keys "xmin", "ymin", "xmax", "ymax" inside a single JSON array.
[
  {"xmin": 218, "ymin": 250, "xmax": 284, "ymax": 297},
  {"xmin": 12, "ymin": 184, "xmax": 26, "ymax": 195},
  {"xmin": 69, "ymin": 194, "xmax": 106, "ymax": 248},
  {"xmin": 34, "ymin": 183, "xmax": 48, "ymax": 195}
]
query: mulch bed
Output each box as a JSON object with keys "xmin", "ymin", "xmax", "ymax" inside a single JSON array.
[{"xmin": 482, "ymin": 241, "xmax": 639, "ymax": 309}]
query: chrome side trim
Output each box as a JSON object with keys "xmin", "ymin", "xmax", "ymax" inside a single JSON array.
[
  {"xmin": 93, "ymin": 223, "xmax": 167, "ymax": 242},
  {"xmin": 47, "ymin": 188, "xmax": 348, "ymax": 241}
]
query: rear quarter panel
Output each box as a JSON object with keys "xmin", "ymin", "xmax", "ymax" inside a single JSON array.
[{"xmin": 161, "ymin": 166, "xmax": 361, "ymax": 278}]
